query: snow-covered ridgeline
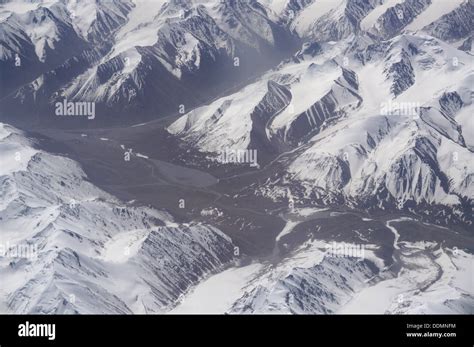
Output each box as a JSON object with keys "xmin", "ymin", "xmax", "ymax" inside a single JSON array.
[{"xmin": 172, "ymin": 238, "xmax": 473, "ymax": 314}]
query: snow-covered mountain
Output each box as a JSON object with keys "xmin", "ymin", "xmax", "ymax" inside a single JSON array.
[
  {"xmin": 171, "ymin": 233, "xmax": 473, "ymax": 314},
  {"xmin": 0, "ymin": 0, "xmax": 299, "ymax": 124},
  {"xmin": 258, "ymin": 33, "xmax": 473, "ymax": 221},
  {"xmin": 0, "ymin": 123, "xmax": 235, "ymax": 313},
  {"xmin": 0, "ymin": 0, "xmax": 133, "ymax": 97},
  {"xmin": 228, "ymin": 245, "xmax": 473, "ymax": 314},
  {"xmin": 168, "ymin": 1, "xmax": 474, "ymax": 225}
]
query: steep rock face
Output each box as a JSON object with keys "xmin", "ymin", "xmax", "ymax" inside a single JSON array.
[
  {"xmin": 439, "ymin": 91, "xmax": 464, "ymax": 118},
  {"xmin": 385, "ymin": 48, "xmax": 415, "ymax": 97},
  {"xmin": 230, "ymin": 256, "xmax": 376, "ymax": 314},
  {"xmin": 458, "ymin": 36, "xmax": 473, "ymax": 52},
  {"xmin": 370, "ymin": 0, "xmax": 432, "ymax": 39},
  {"xmin": 423, "ymin": 0, "xmax": 474, "ymax": 42},
  {"xmin": 309, "ymin": 0, "xmax": 380, "ymax": 42},
  {"xmin": 83, "ymin": 0, "xmax": 134, "ymax": 43},
  {"xmin": 281, "ymin": 67, "xmax": 362, "ymax": 145},
  {"xmin": 131, "ymin": 224, "xmax": 234, "ymax": 308},
  {"xmin": 249, "ymin": 80, "xmax": 292, "ymax": 152}
]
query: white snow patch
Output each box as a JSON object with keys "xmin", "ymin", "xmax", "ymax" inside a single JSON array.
[
  {"xmin": 276, "ymin": 220, "xmax": 299, "ymax": 242},
  {"xmin": 0, "ymin": 125, "xmax": 37, "ymax": 176},
  {"xmin": 406, "ymin": 0, "xmax": 466, "ymax": 32},
  {"xmin": 170, "ymin": 263, "xmax": 264, "ymax": 314},
  {"xmin": 100, "ymin": 229, "xmax": 150, "ymax": 263},
  {"xmin": 361, "ymin": 0, "xmax": 405, "ymax": 31},
  {"xmin": 292, "ymin": 0, "xmax": 344, "ymax": 36}
]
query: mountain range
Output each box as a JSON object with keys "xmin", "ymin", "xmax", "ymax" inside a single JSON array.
[{"xmin": 0, "ymin": 0, "xmax": 472, "ymax": 314}]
